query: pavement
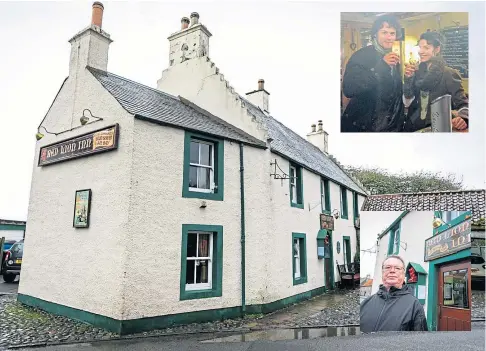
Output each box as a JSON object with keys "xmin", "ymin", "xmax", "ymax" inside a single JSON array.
[
  {"xmin": 0, "ymin": 276, "xmax": 19, "ymax": 295},
  {"xmin": 13, "ymin": 324, "xmax": 486, "ymax": 351}
]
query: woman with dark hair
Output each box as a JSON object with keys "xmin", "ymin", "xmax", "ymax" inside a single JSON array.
[
  {"xmin": 403, "ymin": 31, "xmax": 469, "ymax": 132},
  {"xmin": 341, "ymin": 15, "xmax": 405, "ymax": 132}
]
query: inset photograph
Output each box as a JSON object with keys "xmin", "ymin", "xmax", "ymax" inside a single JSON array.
[
  {"xmin": 360, "ymin": 210, "xmax": 472, "ymax": 332},
  {"xmin": 341, "ymin": 12, "xmax": 469, "ymax": 133}
]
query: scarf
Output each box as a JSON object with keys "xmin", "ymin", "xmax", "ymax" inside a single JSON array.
[{"xmin": 372, "ymin": 37, "xmax": 395, "ymax": 77}]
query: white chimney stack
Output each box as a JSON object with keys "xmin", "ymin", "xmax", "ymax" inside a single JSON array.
[
  {"xmin": 68, "ymin": 2, "xmax": 112, "ymax": 76},
  {"xmin": 306, "ymin": 120, "xmax": 329, "ymax": 154},
  {"xmin": 245, "ymin": 79, "xmax": 270, "ymax": 113}
]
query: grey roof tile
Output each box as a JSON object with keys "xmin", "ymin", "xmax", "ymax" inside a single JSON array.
[
  {"xmin": 88, "ymin": 66, "xmax": 366, "ymax": 194},
  {"xmin": 243, "ymin": 100, "xmax": 368, "ymax": 195},
  {"xmin": 87, "ymin": 67, "xmax": 266, "ymax": 148},
  {"xmin": 362, "ymin": 189, "xmax": 486, "ymax": 222}
]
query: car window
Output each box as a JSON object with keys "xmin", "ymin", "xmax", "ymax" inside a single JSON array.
[
  {"xmin": 11, "ymin": 242, "xmax": 24, "ymax": 255},
  {"xmin": 471, "ymin": 255, "xmax": 485, "ymax": 265}
]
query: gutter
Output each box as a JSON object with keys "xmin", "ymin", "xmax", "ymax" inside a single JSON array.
[{"xmin": 239, "ymin": 143, "xmax": 246, "ymax": 314}]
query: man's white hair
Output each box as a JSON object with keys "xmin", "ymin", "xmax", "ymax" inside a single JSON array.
[{"xmin": 382, "ymin": 255, "xmax": 406, "ymax": 269}]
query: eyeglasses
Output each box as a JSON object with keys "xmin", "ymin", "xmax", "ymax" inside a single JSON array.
[{"xmin": 382, "ymin": 265, "xmax": 404, "ymax": 272}]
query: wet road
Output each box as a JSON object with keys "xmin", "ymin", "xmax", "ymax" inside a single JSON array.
[
  {"xmin": 0, "ymin": 276, "xmax": 19, "ymax": 295},
  {"xmin": 16, "ymin": 324, "xmax": 485, "ymax": 351}
]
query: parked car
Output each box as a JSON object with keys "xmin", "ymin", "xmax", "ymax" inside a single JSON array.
[
  {"xmin": 2, "ymin": 240, "xmax": 17, "ymax": 265},
  {"xmin": 471, "ymin": 253, "xmax": 485, "ymax": 284},
  {"xmin": 2, "ymin": 239, "xmax": 23, "ymax": 283}
]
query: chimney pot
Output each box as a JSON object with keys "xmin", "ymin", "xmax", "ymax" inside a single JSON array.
[
  {"xmin": 317, "ymin": 120, "xmax": 323, "ymax": 132},
  {"xmin": 91, "ymin": 2, "xmax": 104, "ymax": 28},
  {"xmin": 181, "ymin": 17, "xmax": 190, "ymax": 30},
  {"xmin": 190, "ymin": 12, "xmax": 200, "ymax": 26},
  {"xmin": 258, "ymin": 79, "xmax": 265, "ymax": 91},
  {"xmin": 311, "ymin": 124, "xmax": 316, "ymax": 133}
]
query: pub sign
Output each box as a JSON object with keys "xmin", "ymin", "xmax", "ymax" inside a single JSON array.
[
  {"xmin": 424, "ymin": 218, "xmax": 471, "ymax": 261},
  {"xmin": 320, "ymin": 213, "xmax": 334, "ymax": 231},
  {"xmin": 38, "ymin": 124, "xmax": 119, "ymax": 166}
]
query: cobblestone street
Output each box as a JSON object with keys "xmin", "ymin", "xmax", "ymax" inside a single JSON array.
[
  {"xmin": 472, "ymin": 290, "xmax": 485, "ymax": 319},
  {"xmin": 0, "ymin": 289, "xmax": 358, "ymax": 349}
]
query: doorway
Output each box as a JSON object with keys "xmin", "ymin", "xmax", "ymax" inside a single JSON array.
[
  {"xmin": 343, "ymin": 236, "xmax": 351, "ymax": 266},
  {"xmin": 323, "ymin": 232, "xmax": 334, "ymax": 290},
  {"xmin": 437, "ymin": 260, "xmax": 471, "ymax": 331}
]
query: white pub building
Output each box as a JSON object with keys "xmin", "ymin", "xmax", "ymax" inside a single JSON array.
[{"xmin": 18, "ymin": 3, "xmax": 367, "ymax": 334}]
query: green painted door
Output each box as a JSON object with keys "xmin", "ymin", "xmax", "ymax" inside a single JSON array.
[{"xmin": 343, "ymin": 237, "xmax": 351, "ymax": 266}]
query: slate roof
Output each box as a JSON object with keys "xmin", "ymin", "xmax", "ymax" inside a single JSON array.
[
  {"xmin": 243, "ymin": 100, "xmax": 368, "ymax": 195},
  {"xmin": 362, "ymin": 189, "xmax": 486, "ymax": 222},
  {"xmin": 87, "ymin": 67, "xmax": 266, "ymax": 148},
  {"xmin": 88, "ymin": 66, "xmax": 366, "ymax": 195}
]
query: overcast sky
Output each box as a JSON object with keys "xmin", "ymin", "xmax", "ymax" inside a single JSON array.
[{"xmin": 0, "ymin": 1, "xmax": 484, "ymax": 221}]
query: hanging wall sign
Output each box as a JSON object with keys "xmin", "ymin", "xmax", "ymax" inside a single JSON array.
[
  {"xmin": 38, "ymin": 124, "xmax": 119, "ymax": 166},
  {"xmin": 424, "ymin": 219, "xmax": 471, "ymax": 261},
  {"xmin": 73, "ymin": 189, "xmax": 92, "ymax": 228},
  {"xmin": 320, "ymin": 213, "xmax": 334, "ymax": 231}
]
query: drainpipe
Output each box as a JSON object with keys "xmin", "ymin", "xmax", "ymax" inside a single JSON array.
[{"xmin": 239, "ymin": 143, "xmax": 246, "ymax": 314}]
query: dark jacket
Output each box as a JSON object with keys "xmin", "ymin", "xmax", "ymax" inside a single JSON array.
[
  {"xmin": 360, "ymin": 284, "xmax": 428, "ymax": 333},
  {"xmin": 341, "ymin": 45, "xmax": 405, "ymax": 132},
  {"xmin": 403, "ymin": 56, "xmax": 469, "ymax": 132}
]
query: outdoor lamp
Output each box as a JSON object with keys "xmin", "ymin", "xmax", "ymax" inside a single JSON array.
[
  {"xmin": 332, "ymin": 209, "xmax": 340, "ymax": 219},
  {"xmin": 35, "ymin": 132, "xmax": 45, "ymax": 141},
  {"xmin": 80, "ymin": 109, "xmax": 103, "ymax": 125},
  {"xmin": 433, "ymin": 217, "xmax": 445, "ymax": 228}
]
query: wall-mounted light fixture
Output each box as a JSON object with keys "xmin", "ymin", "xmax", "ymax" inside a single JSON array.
[
  {"xmin": 36, "ymin": 126, "xmax": 60, "ymax": 141},
  {"xmin": 433, "ymin": 217, "xmax": 445, "ymax": 228},
  {"xmin": 80, "ymin": 109, "xmax": 104, "ymax": 125},
  {"xmin": 332, "ymin": 209, "xmax": 340, "ymax": 219}
]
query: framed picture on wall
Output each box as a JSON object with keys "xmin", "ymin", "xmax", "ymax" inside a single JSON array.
[{"xmin": 73, "ymin": 189, "xmax": 92, "ymax": 228}]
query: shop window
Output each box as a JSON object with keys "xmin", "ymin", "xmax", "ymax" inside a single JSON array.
[
  {"xmin": 180, "ymin": 224, "xmax": 223, "ymax": 300},
  {"xmin": 292, "ymin": 233, "xmax": 307, "ymax": 285},
  {"xmin": 340, "ymin": 186, "xmax": 348, "ymax": 219},
  {"xmin": 442, "ymin": 269, "xmax": 469, "ymax": 308},
  {"xmin": 321, "ymin": 178, "xmax": 331, "ymax": 212},
  {"xmin": 289, "ymin": 163, "xmax": 304, "ymax": 209},
  {"xmin": 182, "ymin": 132, "xmax": 224, "ymax": 201}
]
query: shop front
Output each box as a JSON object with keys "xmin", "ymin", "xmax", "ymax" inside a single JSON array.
[{"xmin": 424, "ymin": 212, "xmax": 472, "ymax": 331}]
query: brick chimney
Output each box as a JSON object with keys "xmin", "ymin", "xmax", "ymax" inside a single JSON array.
[
  {"xmin": 306, "ymin": 120, "xmax": 329, "ymax": 154},
  {"xmin": 68, "ymin": 2, "xmax": 113, "ymax": 77},
  {"xmin": 165, "ymin": 12, "xmax": 212, "ymax": 67},
  {"xmin": 245, "ymin": 79, "xmax": 270, "ymax": 113}
]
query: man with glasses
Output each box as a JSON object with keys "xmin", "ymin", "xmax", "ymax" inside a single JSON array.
[{"xmin": 360, "ymin": 255, "xmax": 428, "ymax": 332}]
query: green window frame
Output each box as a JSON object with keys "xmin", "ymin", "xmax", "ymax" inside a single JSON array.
[
  {"xmin": 180, "ymin": 224, "xmax": 223, "ymax": 300},
  {"xmin": 387, "ymin": 225, "xmax": 400, "ymax": 255},
  {"xmin": 292, "ymin": 232, "xmax": 307, "ymax": 285},
  {"xmin": 353, "ymin": 192, "xmax": 359, "ymax": 220},
  {"xmin": 340, "ymin": 186, "xmax": 348, "ymax": 219},
  {"xmin": 289, "ymin": 163, "xmax": 304, "ymax": 209},
  {"xmin": 182, "ymin": 131, "xmax": 224, "ymax": 201},
  {"xmin": 321, "ymin": 178, "xmax": 331, "ymax": 213}
]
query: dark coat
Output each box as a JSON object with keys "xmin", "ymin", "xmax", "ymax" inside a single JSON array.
[
  {"xmin": 403, "ymin": 57, "xmax": 469, "ymax": 132},
  {"xmin": 360, "ymin": 284, "xmax": 428, "ymax": 333},
  {"xmin": 341, "ymin": 45, "xmax": 405, "ymax": 132}
]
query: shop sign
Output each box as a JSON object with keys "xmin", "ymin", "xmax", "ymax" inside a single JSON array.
[
  {"xmin": 38, "ymin": 124, "xmax": 119, "ymax": 166},
  {"xmin": 424, "ymin": 219, "xmax": 471, "ymax": 261},
  {"xmin": 320, "ymin": 213, "xmax": 334, "ymax": 231}
]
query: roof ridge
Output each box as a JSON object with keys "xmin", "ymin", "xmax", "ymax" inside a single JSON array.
[{"xmin": 369, "ymin": 189, "xmax": 486, "ymax": 196}]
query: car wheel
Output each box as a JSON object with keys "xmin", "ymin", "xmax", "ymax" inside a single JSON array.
[{"xmin": 2, "ymin": 273, "xmax": 16, "ymax": 283}]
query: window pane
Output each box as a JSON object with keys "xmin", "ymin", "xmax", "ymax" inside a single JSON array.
[
  {"xmin": 190, "ymin": 141, "xmax": 199, "ymax": 164},
  {"xmin": 186, "ymin": 259, "xmax": 195, "ymax": 284},
  {"xmin": 196, "ymin": 260, "xmax": 209, "ymax": 283},
  {"xmin": 189, "ymin": 166, "xmax": 198, "ymax": 187},
  {"xmin": 443, "ymin": 269, "xmax": 469, "ymax": 308},
  {"xmin": 187, "ymin": 234, "xmax": 197, "ymax": 257},
  {"xmin": 198, "ymin": 167, "xmax": 210, "ymax": 189},
  {"xmin": 200, "ymin": 143, "xmax": 212, "ymax": 166},
  {"xmin": 198, "ymin": 234, "xmax": 210, "ymax": 257},
  {"xmin": 291, "ymin": 184, "xmax": 296, "ymax": 203}
]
